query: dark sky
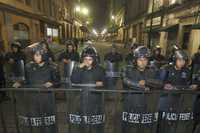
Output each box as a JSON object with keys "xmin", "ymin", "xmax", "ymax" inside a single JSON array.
[{"xmin": 84, "ymin": 0, "xmax": 110, "ymax": 31}]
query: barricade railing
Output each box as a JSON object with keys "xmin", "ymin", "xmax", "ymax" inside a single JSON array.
[{"xmin": 0, "ymin": 87, "xmax": 199, "ymax": 133}]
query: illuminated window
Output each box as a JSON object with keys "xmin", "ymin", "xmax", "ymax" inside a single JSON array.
[{"xmin": 153, "ymin": 0, "xmax": 163, "ymax": 11}]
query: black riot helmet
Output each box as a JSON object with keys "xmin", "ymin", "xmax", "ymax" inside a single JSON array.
[
  {"xmin": 81, "ymin": 45, "xmax": 98, "ymax": 66},
  {"xmin": 65, "ymin": 40, "xmax": 75, "ymax": 52},
  {"xmin": 134, "ymin": 46, "xmax": 151, "ymax": 59},
  {"xmin": 174, "ymin": 50, "xmax": 188, "ymax": 62},
  {"xmin": 65, "ymin": 40, "xmax": 74, "ymax": 46},
  {"xmin": 11, "ymin": 41, "xmax": 22, "ymax": 52},
  {"xmin": 81, "ymin": 46, "xmax": 98, "ymax": 59},
  {"xmin": 27, "ymin": 41, "xmax": 47, "ymax": 61}
]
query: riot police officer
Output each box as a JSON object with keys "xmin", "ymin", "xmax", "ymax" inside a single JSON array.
[
  {"xmin": 158, "ymin": 50, "xmax": 195, "ymax": 133},
  {"xmin": 58, "ymin": 41, "xmax": 80, "ymax": 86},
  {"xmin": 5, "ymin": 42, "xmax": 26, "ymax": 83},
  {"xmin": 162, "ymin": 50, "xmax": 191, "ymax": 90},
  {"xmin": 150, "ymin": 45, "xmax": 165, "ymax": 68},
  {"xmin": 42, "ymin": 41, "xmax": 55, "ymax": 62},
  {"xmin": 122, "ymin": 46, "xmax": 161, "ymax": 133},
  {"xmin": 122, "ymin": 46, "xmax": 161, "ymax": 90},
  {"xmin": 13, "ymin": 41, "xmax": 60, "ymax": 88},
  {"xmin": 12, "ymin": 41, "xmax": 60, "ymax": 133},
  {"xmin": 71, "ymin": 46, "xmax": 105, "ymax": 86},
  {"xmin": 70, "ymin": 46, "xmax": 105, "ymax": 133},
  {"xmin": 58, "ymin": 40, "xmax": 80, "ymax": 63},
  {"xmin": 104, "ymin": 44, "xmax": 123, "ymax": 89},
  {"xmin": 125, "ymin": 43, "xmax": 138, "ymax": 65}
]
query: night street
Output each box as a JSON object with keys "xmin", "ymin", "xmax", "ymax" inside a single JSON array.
[{"xmin": 0, "ymin": 0, "xmax": 200, "ymax": 133}]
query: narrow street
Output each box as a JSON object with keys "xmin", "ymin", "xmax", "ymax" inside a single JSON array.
[{"xmin": 0, "ymin": 0, "xmax": 200, "ymax": 133}]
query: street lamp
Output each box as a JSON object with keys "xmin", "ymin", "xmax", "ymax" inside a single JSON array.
[
  {"xmin": 92, "ymin": 29, "xmax": 98, "ymax": 36},
  {"xmin": 75, "ymin": 6, "xmax": 81, "ymax": 12},
  {"xmin": 82, "ymin": 7, "xmax": 89, "ymax": 15},
  {"xmin": 101, "ymin": 28, "xmax": 107, "ymax": 35},
  {"xmin": 111, "ymin": 15, "xmax": 115, "ymax": 20}
]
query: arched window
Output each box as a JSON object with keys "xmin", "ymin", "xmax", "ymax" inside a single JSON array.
[{"xmin": 13, "ymin": 23, "xmax": 29, "ymax": 41}]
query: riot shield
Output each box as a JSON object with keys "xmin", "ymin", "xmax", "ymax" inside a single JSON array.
[
  {"xmin": 6, "ymin": 60, "xmax": 25, "ymax": 83},
  {"xmin": 104, "ymin": 61, "xmax": 121, "ymax": 89},
  {"xmin": 105, "ymin": 61, "xmax": 120, "ymax": 78},
  {"xmin": 122, "ymin": 91, "xmax": 160, "ymax": 133},
  {"xmin": 14, "ymin": 89, "xmax": 57, "ymax": 133},
  {"xmin": 158, "ymin": 91, "xmax": 195, "ymax": 133},
  {"xmin": 63, "ymin": 61, "xmax": 76, "ymax": 86},
  {"xmin": 65, "ymin": 84, "xmax": 105, "ymax": 133}
]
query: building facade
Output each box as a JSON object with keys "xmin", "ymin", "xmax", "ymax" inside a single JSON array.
[
  {"xmin": 0, "ymin": 0, "xmax": 86, "ymax": 51},
  {"xmin": 123, "ymin": 0, "xmax": 149, "ymax": 44},
  {"xmin": 108, "ymin": 0, "xmax": 125, "ymax": 43},
  {"xmin": 124, "ymin": 0, "xmax": 200, "ymax": 57},
  {"xmin": 146, "ymin": 0, "xmax": 200, "ymax": 57}
]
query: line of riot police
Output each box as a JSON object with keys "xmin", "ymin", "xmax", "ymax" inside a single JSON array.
[{"xmin": 0, "ymin": 40, "xmax": 199, "ymax": 133}]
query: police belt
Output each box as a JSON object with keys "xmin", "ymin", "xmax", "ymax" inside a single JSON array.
[{"xmin": 105, "ymin": 71, "xmax": 121, "ymax": 78}]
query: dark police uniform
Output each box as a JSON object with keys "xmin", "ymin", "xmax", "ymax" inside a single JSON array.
[
  {"xmin": 15, "ymin": 41, "xmax": 61, "ymax": 132},
  {"xmin": 163, "ymin": 66, "xmax": 191, "ymax": 88},
  {"xmin": 122, "ymin": 66, "xmax": 158, "ymax": 90},
  {"xmin": 158, "ymin": 65, "xmax": 193, "ymax": 133},
  {"xmin": 70, "ymin": 44, "xmax": 106, "ymax": 130},
  {"xmin": 71, "ymin": 65, "xmax": 105, "ymax": 84},
  {"xmin": 125, "ymin": 53, "xmax": 135, "ymax": 65},
  {"xmin": 25, "ymin": 62, "xmax": 60, "ymax": 87},
  {"xmin": 122, "ymin": 66, "xmax": 160, "ymax": 133},
  {"xmin": 122, "ymin": 46, "xmax": 162, "ymax": 133},
  {"xmin": 16, "ymin": 61, "xmax": 60, "ymax": 133}
]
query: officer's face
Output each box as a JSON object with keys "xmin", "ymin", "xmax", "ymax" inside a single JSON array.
[
  {"xmin": 137, "ymin": 57, "xmax": 148, "ymax": 70},
  {"xmin": 176, "ymin": 59, "xmax": 185, "ymax": 69},
  {"xmin": 12, "ymin": 47, "xmax": 18, "ymax": 53},
  {"xmin": 34, "ymin": 52, "xmax": 43, "ymax": 64},
  {"xmin": 68, "ymin": 45, "xmax": 73, "ymax": 52},
  {"xmin": 83, "ymin": 56, "xmax": 93, "ymax": 67}
]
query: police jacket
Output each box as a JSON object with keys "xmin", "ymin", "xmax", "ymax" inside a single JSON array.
[
  {"xmin": 25, "ymin": 62, "xmax": 60, "ymax": 88},
  {"xmin": 122, "ymin": 66, "xmax": 160, "ymax": 90},
  {"xmin": 6, "ymin": 51, "xmax": 26, "ymax": 62},
  {"xmin": 162, "ymin": 66, "xmax": 191, "ymax": 88},
  {"xmin": 71, "ymin": 65, "xmax": 105, "ymax": 85}
]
